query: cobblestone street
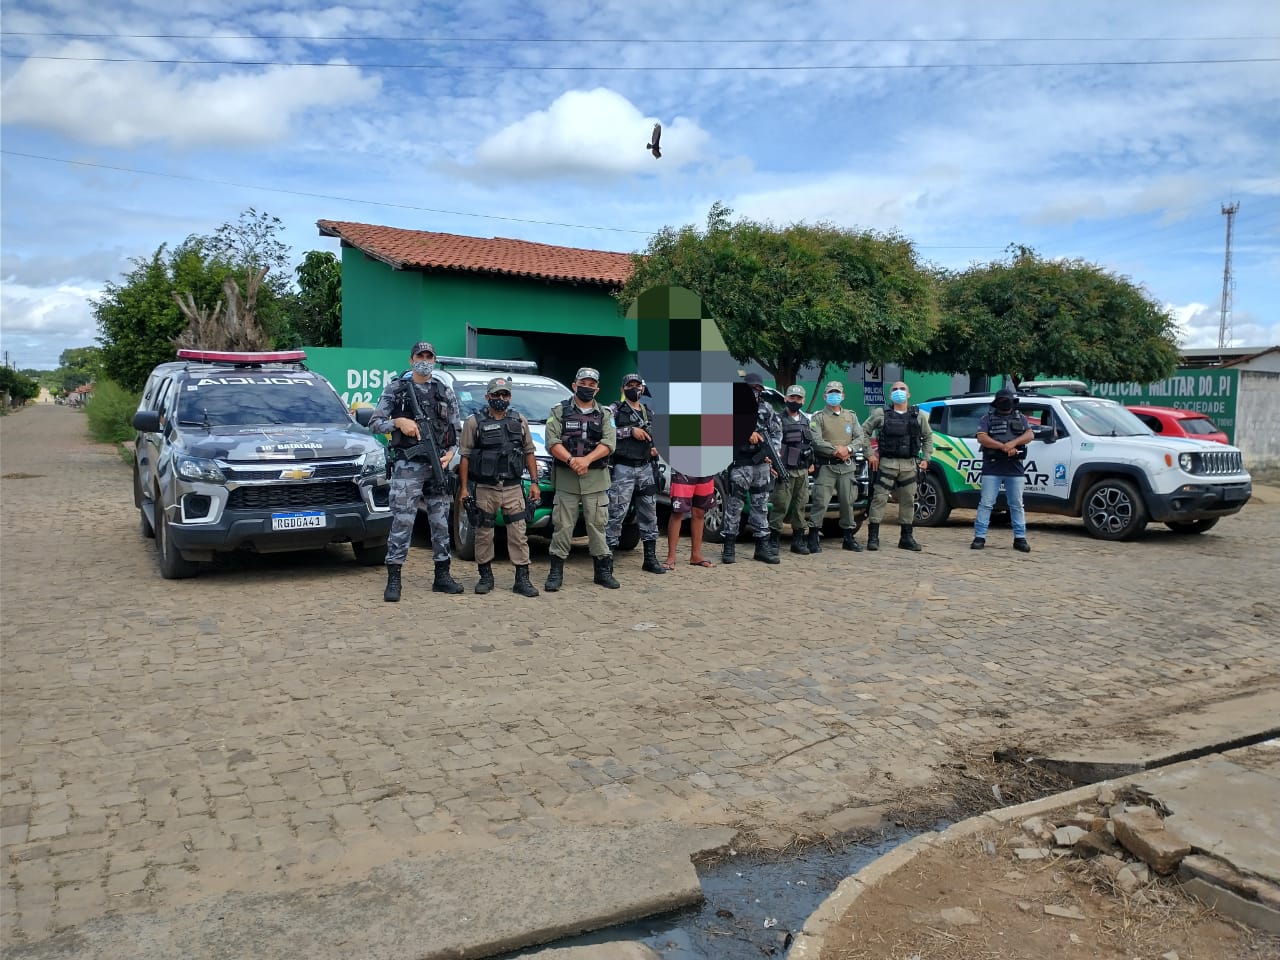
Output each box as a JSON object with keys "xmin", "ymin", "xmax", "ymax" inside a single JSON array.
[{"xmin": 3, "ymin": 404, "xmax": 1278, "ymax": 948}]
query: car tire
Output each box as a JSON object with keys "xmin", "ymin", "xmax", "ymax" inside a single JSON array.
[
  {"xmin": 1166, "ymin": 518, "xmax": 1219, "ymax": 535},
  {"xmin": 617, "ymin": 521, "xmax": 641, "ymax": 551},
  {"xmin": 700, "ymin": 475, "xmax": 729, "ymax": 544},
  {"xmin": 352, "ymin": 540, "xmax": 389, "ymax": 565},
  {"xmin": 913, "ymin": 471, "xmax": 951, "ymax": 526},
  {"xmin": 1082, "ymin": 477, "xmax": 1149, "ymax": 541},
  {"xmin": 155, "ymin": 501, "xmax": 199, "ymax": 580},
  {"xmin": 135, "ymin": 466, "xmax": 156, "ymax": 538},
  {"xmin": 451, "ymin": 493, "xmax": 477, "ymax": 561}
]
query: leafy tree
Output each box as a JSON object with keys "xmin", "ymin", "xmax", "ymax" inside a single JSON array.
[
  {"xmin": 917, "ymin": 246, "xmax": 1181, "ymax": 383},
  {"xmin": 51, "ymin": 346, "xmax": 102, "ymax": 394},
  {"xmin": 293, "ymin": 250, "xmax": 342, "ymax": 347},
  {"xmin": 618, "ymin": 203, "xmax": 937, "ymax": 393},
  {"xmin": 0, "ymin": 367, "xmax": 40, "ymax": 405}
]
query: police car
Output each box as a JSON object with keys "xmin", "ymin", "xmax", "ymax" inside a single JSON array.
[
  {"xmin": 132, "ymin": 350, "xmax": 393, "ymax": 578},
  {"xmin": 914, "ymin": 381, "xmax": 1252, "ymax": 540}
]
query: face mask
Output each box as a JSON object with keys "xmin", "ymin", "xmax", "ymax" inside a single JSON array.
[
  {"xmin": 575, "ymin": 385, "xmax": 597, "ymax": 402},
  {"xmin": 994, "ymin": 399, "xmax": 1014, "ymax": 414},
  {"xmin": 890, "ymin": 389, "xmax": 908, "ymax": 404},
  {"xmin": 825, "ymin": 393, "xmax": 842, "ymax": 406},
  {"xmin": 785, "ymin": 400, "xmax": 803, "ymax": 413},
  {"xmin": 412, "ymin": 360, "xmax": 434, "ymax": 377},
  {"xmin": 623, "ymin": 387, "xmax": 642, "ymax": 402},
  {"xmin": 489, "ymin": 397, "xmax": 510, "ymax": 412}
]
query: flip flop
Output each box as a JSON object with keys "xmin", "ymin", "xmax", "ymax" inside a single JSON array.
[
  {"xmin": 661, "ymin": 560, "xmax": 677, "ymax": 571},
  {"xmin": 688, "ymin": 558, "xmax": 714, "ymax": 567}
]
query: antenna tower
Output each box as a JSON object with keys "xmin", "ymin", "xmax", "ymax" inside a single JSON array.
[{"xmin": 1218, "ymin": 202, "xmax": 1240, "ymax": 349}]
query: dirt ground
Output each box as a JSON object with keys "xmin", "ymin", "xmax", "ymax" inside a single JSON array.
[{"xmin": 818, "ymin": 810, "xmax": 1280, "ymax": 960}]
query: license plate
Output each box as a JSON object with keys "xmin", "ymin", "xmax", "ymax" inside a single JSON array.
[{"xmin": 272, "ymin": 511, "xmax": 326, "ymax": 531}]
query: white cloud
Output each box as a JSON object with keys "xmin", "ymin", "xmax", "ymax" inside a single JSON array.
[
  {"xmin": 0, "ymin": 41, "xmax": 382, "ymax": 148},
  {"xmin": 1168, "ymin": 301, "xmax": 1280, "ymax": 350},
  {"xmin": 466, "ymin": 87, "xmax": 714, "ymax": 180},
  {"xmin": 0, "ymin": 282, "xmax": 100, "ymax": 368}
]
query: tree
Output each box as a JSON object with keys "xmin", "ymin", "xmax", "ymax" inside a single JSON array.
[
  {"xmin": 916, "ymin": 246, "xmax": 1181, "ymax": 383},
  {"xmin": 94, "ymin": 245, "xmax": 191, "ymax": 392},
  {"xmin": 0, "ymin": 367, "xmax": 39, "ymax": 406},
  {"xmin": 618, "ymin": 203, "xmax": 937, "ymax": 393},
  {"xmin": 51, "ymin": 346, "xmax": 102, "ymax": 394},
  {"xmin": 293, "ymin": 250, "xmax": 342, "ymax": 347}
]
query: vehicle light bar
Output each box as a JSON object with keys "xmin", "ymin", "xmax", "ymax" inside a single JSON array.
[
  {"xmin": 177, "ymin": 349, "xmax": 308, "ymax": 364},
  {"xmin": 436, "ymin": 355, "xmax": 539, "ymax": 373}
]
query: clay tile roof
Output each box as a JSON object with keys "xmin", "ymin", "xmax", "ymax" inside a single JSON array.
[{"xmin": 317, "ymin": 220, "xmax": 635, "ymax": 288}]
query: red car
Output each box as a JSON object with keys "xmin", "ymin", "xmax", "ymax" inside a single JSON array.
[{"xmin": 1127, "ymin": 405, "xmax": 1230, "ymax": 445}]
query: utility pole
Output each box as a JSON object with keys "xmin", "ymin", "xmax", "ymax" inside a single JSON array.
[{"xmin": 1218, "ymin": 202, "xmax": 1240, "ymax": 349}]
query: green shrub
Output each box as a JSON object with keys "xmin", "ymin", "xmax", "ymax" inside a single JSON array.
[{"xmin": 85, "ymin": 380, "xmax": 140, "ymax": 444}]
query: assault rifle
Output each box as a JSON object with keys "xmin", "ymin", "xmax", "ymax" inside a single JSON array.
[
  {"xmin": 758, "ymin": 432, "xmax": 790, "ymax": 483},
  {"xmin": 396, "ymin": 378, "xmax": 448, "ymax": 490}
]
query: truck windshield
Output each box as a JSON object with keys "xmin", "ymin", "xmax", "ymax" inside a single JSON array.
[
  {"xmin": 451, "ymin": 379, "xmax": 572, "ymax": 423},
  {"xmin": 1060, "ymin": 399, "xmax": 1152, "ymax": 437},
  {"xmin": 176, "ymin": 377, "xmax": 351, "ymax": 427}
]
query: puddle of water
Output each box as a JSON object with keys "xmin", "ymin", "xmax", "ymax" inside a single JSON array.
[{"xmin": 498, "ymin": 825, "xmax": 937, "ymax": 959}]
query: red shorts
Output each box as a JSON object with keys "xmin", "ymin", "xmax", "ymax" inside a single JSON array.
[{"xmin": 669, "ymin": 473, "xmax": 715, "ymax": 513}]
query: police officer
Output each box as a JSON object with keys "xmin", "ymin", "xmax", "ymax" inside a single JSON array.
[
  {"xmin": 370, "ymin": 340, "xmax": 463, "ymax": 601},
  {"xmin": 607, "ymin": 373, "xmax": 665, "ymax": 575},
  {"xmin": 723, "ymin": 372, "xmax": 782, "ymax": 564},
  {"xmin": 544, "ymin": 366, "xmax": 618, "ymax": 591},
  {"xmin": 862, "ymin": 379, "xmax": 933, "ymax": 551},
  {"xmin": 769, "ymin": 384, "xmax": 815, "ymax": 556},
  {"xmin": 458, "ymin": 377, "xmax": 542, "ymax": 597},
  {"xmin": 807, "ymin": 380, "xmax": 869, "ymax": 554},
  {"xmin": 971, "ymin": 384, "xmax": 1034, "ymax": 553}
]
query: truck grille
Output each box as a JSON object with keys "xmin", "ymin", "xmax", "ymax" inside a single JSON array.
[
  {"xmin": 223, "ymin": 463, "xmax": 359, "ymax": 481},
  {"xmin": 1196, "ymin": 450, "xmax": 1244, "ymax": 475},
  {"xmin": 227, "ymin": 482, "xmax": 362, "ymax": 510}
]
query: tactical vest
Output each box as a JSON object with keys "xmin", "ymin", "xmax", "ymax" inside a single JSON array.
[
  {"xmin": 389, "ymin": 376, "xmax": 454, "ymax": 455},
  {"xmin": 982, "ymin": 410, "xmax": 1029, "ymax": 462},
  {"xmin": 559, "ymin": 400, "xmax": 607, "ymax": 466},
  {"xmin": 468, "ymin": 411, "xmax": 526, "ymax": 483},
  {"xmin": 612, "ymin": 402, "xmax": 653, "ymax": 464},
  {"xmin": 735, "ymin": 400, "xmax": 771, "ymax": 463},
  {"xmin": 878, "ymin": 406, "xmax": 921, "ymax": 458},
  {"xmin": 780, "ymin": 416, "xmax": 814, "ymax": 469}
]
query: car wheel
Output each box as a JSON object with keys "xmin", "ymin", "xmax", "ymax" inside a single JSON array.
[
  {"xmin": 451, "ymin": 492, "xmax": 477, "ymax": 561},
  {"xmin": 700, "ymin": 476, "xmax": 729, "ymax": 544},
  {"xmin": 352, "ymin": 540, "xmax": 389, "ymax": 565},
  {"xmin": 617, "ymin": 521, "xmax": 641, "ymax": 551},
  {"xmin": 135, "ymin": 467, "xmax": 155, "ymax": 538},
  {"xmin": 1166, "ymin": 518, "xmax": 1219, "ymax": 535},
  {"xmin": 913, "ymin": 472, "xmax": 951, "ymax": 526},
  {"xmin": 1082, "ymin": 478, "xmax": 1149, "ymax": 541},
  {"xmin": 155, "ymin": 501, "xmax": 199, "ymax": 580}
]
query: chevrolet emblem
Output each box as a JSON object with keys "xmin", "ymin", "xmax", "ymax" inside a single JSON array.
[{"xmin": 279, "ymin": 466, "xmax": 315, "ymax": 480}]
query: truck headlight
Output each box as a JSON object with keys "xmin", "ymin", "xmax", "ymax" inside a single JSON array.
[
  {"xmin": 175, "ymin": 454, "xmax": 225, "ymax": 483},
  {"xmin": 1178, "ymin": 452, "xmax": 1195, "ymax": 473},
  {"xmin": 360, "ymin": 446, "xmax": 387, "ymax": 477}
]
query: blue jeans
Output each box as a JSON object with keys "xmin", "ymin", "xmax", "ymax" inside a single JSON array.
[{"xmin": 974, "ymin": 473, "xmax": 1027, "ymax": 538}]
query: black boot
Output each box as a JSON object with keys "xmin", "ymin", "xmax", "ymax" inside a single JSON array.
[
  {"xmin": 383, "ymin": 564, "xmax": 402, "ymax": 603},
  {"xmin": 898, "ymin": 524, "xmax": 922, "ymax": 552},
  {"xmin": 513, "ymin": 564, "xmax": 539, "ymax": 597},
  {"xmin": 641, "ymin": 539, "xmax": 666, "ymax": 574},
  {"xmin": 544, "ymin": 556, "xmax": 565, "ymax": 592},
  {"xmin": 432, "ymin": 559, "xmax": 464, "ymax": 594},
  {"xmin": 842, "ymin": 528, "xmax": 863, "ymax": 552},
  {"xmin": 769, "ymin": 530, "xmax": 782, "ymax": 557},
  {"xmin": 790, "ymin": 529, "xmax": 810, "ymax": 555},
  {"xmin": 807, "ymin": 528, "xmax": 822, "ymax": 553},
  {"xmin": 867, "ymin": 523, "xmax": 880, "ymax": 551},
  {"xmin": 721, "ymin": 539, "xmax": 736, "ymax": 564},
  {"xmin": 753, "ymin": 535, "xmax": 780, "ymax": 564},
  {"xmin": 474, "ymin": 562, "xmax": 494, "ymax": 594},
  {"xmin": 593, "ymin": 555, "xmax": 620, "ymax": 589}
]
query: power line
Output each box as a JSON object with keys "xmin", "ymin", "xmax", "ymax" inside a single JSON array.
[
  {"xmin": 3, "ymin": 31, "xmax": 1277, "ymax": 42},
  {"xmin": 0, "ymin": 150, "xmax": 655, "ymax": 236},
  {"xmin": 3, "ymin": 52, "xmax": 1275, "ymax": 70}
]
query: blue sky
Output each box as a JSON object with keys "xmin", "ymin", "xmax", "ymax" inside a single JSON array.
[{"xmin": 2, "ymin": 0, "xmax": 1278, "ymax": 370}]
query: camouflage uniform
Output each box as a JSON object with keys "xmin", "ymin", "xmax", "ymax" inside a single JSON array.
[
  {"xmin": 808, "ymin": 381, "xmax": 870, "ymax": 551},
  {"xmin": 606, "ymin": 393, "xmax": 660, "ymax": 547},
  {"xmin": 863, "ymin": 402, "xmax": 934, "ymax": 550},
  {"xmin": 723, "ymin": 381, "xmax": 783, "ymax": 563},
  {"xmin": 370, "ymin": 372, "xmax": 459, "ymax": 566}
]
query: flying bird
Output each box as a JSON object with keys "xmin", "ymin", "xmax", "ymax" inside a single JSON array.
[{"xmin": 647, "ymin": 123, "xmax": 662, "ymax": 159}]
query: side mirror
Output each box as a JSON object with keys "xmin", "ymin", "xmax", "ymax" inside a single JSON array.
[
  {"xmin": 353, "ymin": 407, "xmax": 374, "ymax": 427},
  {"xmin": 1033, "ymin": 425, "xmax": 1057, "ymax": 444},
  {"xmin": 132, "ymin": 410, "xmax": 161, "ymax": 432}
]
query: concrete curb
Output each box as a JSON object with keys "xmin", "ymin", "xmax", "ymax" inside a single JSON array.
[{"xmin": 784, "ymin": 767, "xmax": 1198, "ymax": 960}]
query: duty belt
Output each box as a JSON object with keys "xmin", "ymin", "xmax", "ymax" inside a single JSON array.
[
  {"xmin": 816, "ymin": 455, "xmax": 851, "ymax": 465},
  {"xmin": 613, "ymin": 456, "xmax": 651, "ymax": 467}
]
